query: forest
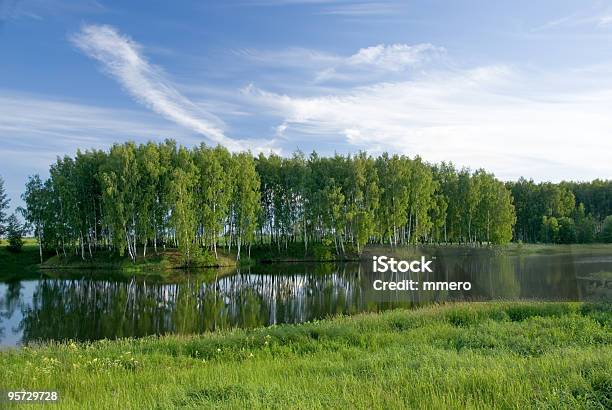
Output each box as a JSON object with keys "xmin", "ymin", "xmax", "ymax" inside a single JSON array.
[{"xmin": 4, "ymin": 140, "xmax": 612, "ymax": 264}]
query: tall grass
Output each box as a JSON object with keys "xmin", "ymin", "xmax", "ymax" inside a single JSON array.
[{"xmin": 1, "ymin": 301, "xmax": 611, "ymax": 409}]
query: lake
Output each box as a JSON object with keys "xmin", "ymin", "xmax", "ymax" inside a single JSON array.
[{"xmin": 1, "ymin": 247, "xmax": 611, "ymax": 347}]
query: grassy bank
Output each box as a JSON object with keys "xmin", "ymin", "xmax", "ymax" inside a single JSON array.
[
  {"xmin": 37, "ymin": 242, "xmax": 356, "ymax": 273},
  {"xmin": 1, "ymin": 301, "xmax": 611, "ymax": 409},
  {"xmin": 40, "ymin": 248, "xmax": 238, "ymax": 272}
]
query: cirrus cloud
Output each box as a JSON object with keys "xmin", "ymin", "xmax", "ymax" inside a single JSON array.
[
  {"xmin": 243, "ymin": 63, "xmax": 612, "ymax": 181},
  {"xmin": 71, "ymin": 24, "xmax": 276, "ymax": 152}
]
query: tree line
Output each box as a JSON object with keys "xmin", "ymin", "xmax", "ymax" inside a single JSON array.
[
  {"xmin": 508, "ymin": 178, "xmax": 612, "ymax": 244},
  {"xmin": 9, "ymin": 140, "xmax": 612, "ymax": 263}
]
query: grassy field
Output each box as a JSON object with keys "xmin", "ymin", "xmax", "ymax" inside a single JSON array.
[
  {"xmin": 1, "ymin": 301, "xmax": 611, "ymax": 409},
  {"xmin": 0, "ymin": 239, "xmax": 44, "ymax": 280}
]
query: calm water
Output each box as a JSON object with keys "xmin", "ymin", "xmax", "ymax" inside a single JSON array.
[{"xmin": 1, "ymin": 248, "xmax": 611, "ymax": 347}]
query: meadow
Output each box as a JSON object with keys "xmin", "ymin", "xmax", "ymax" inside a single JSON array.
[{"xmin": 1, "ymin": 301, "xmax": 611, "ymax": 409}]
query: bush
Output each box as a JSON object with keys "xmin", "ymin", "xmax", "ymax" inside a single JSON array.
[
  {"xmin": 190, "ymin": 249, "xmax": 217, "ymax": 267},
  {"xmin": 312, "ymin": 238, "xmax": 333, "ymax": 261}
]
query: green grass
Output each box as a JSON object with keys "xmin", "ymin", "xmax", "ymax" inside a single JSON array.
[
  {"xmin": 0, "ymin": 240, "xmax": 240, "ymax": 279},
  {"xmin": 0, "ymin": 239, "xmax": 44, "ymax": 280},
  {"xmin": 1, "ymin": 301, "xmax": 611, "ymax": 409}
]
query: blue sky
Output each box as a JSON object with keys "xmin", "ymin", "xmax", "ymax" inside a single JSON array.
[{"xmin": 2, "ymin": 0, "xmax": 612, "ymax": 212}]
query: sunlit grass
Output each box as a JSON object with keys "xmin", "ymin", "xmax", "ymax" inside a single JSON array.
[{"xmin": 1, "ymin": 301, "xmax": 611, "ymax": 409}]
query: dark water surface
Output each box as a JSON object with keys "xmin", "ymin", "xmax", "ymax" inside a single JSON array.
[{"xmin": 1, "ymin": 247, "xmax": 611, "ymax": 347}]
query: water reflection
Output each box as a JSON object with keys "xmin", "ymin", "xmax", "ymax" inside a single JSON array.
[{"xmin": 1, "ymin": 247, "xmax": 610, "ymax": 347}]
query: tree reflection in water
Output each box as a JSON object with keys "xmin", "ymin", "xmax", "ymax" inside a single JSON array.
[{"xmin": 0, "ymin": 247, "xmax": 604, "ymax": 346}]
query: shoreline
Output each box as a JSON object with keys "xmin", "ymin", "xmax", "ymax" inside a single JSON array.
[{"xmin": 3, "ymin": 241, "xmax": 612, "ymax": 280}]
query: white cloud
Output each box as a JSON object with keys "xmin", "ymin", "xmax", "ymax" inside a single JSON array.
[
  {"xmin": 237, "ymin": 47, "xmax": 339, "ymax": 68},
  {"xmin": 240, "ymin": 43, "xmax": 444, "ymax": 84},
  {"xmin": 243, "ymin": 64, "xmax": 612, "ymax": 182},
  {"xmin": 318, "ymin": 1, "xmax": 403, "ymax": 16},
  {"xmin": 533, "ymin": 10, "xmax": 612, "ymax": 31},
  {"xmin": 71, "ymin": 24, "xmax": 275, "ymax": 152},
  {"xmin": 598, "ymin": 15, "xmax": 612, "ymax": 27},
  {"xmin": 0, "ymin": 91, "xmax": 186, "ymax": 150},
  {"xmin": 0, "ymin": 91, "xmax": 191, "ymax": 215},
  {"xmin": 0, "ymin": 0, "xmax": 105, "ymax": 22},
  {"xmin": 347, "ymin": 43, "xmax": 444, "ymax": 71},
  {"xmin": 244, "ymin": 0, "xmax": 403, "ymax": 16}
]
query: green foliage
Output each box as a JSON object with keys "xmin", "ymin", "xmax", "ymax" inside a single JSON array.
[
  {"xmin": 511, "ymin": 179, "xmax": 612, "ymax": 244},
  {"xmin": 574, "ymin": 203, "xmax": 596, "ymax": 243},
  {"xmin": 0, "ymin": 175, "xmax": 9, "ymax": 236},
  {"xmin": 557, "ymin": 217, "xmax": 577, "ymax": 244},
  {"xmin": 602, "ymin": 216, "xmax": 612, "ymax": 243},
  {"xmin": 312, "ymin": 241, "xmax": 333, "ymax": 261},
  {"xmin": 194, "ymin": 144, "xmax": 232, "ymax": 259},
  {"xmin": 22, "ymin": 139, "xmax": 612, "ymax": 264},
  {"xmin": 6, "ymin": 213, "xmax": 24, "ymax": 252},
  {"xmin": 20, "ymin": 140, "xmax": 523, "ymax": 261},
  {"xmin": 170, "ymin": 147, "xmax": 199, "ymax": 265},
  {"xmin": 231, "ymin": 152, "xmax": 260, "ymax": 260},
  {"xmin": 540, "ymin": 216, "xmax": 559, "ymax": 243}
]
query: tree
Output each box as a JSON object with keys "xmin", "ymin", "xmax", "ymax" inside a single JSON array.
[
  {"xmin": 6, "ymin": 213, "xmax": 24, "ymax": 252},
  {"xmin": 457, "ymin": 168, "xmax": 480, "ymax": 243},
  {"xmin": 434, "ymin": 162, "xmax": 460, "ymax": 243},
  {"xmin": 136, "ymin": 142, "xmax": 161, "ymax": 258},
  {"xmin": 231, "ymin": 152, "xmax": 260, "ymax": 260},
  {"xmin": 22, "ymin": 175, "xmax": 48, "ymax": 262},
  {"xmin": 557, "ymin": 217, "xmax": 577, "ymax": 244},
  {"xmin": 376, "ymin": 154, "xmax": 409, "ymax": 246},
  {"xmin": 169, "ymin": 147, "xmax": 199, "ymax": 265},
  {"xmin": 573, "ymin": 203, "xmax": 595, "ymax": 244},
  {"xmin": 194, "ymin": 144, "xmax": 232, "ymax": 258},
  {"xmin": 351, "ymin": 152, "xmax": 379, "ymax": 253},
  {"xmin": 540, "ymin": 216, "xmax": 559, "ymax": 243},
  {"xmin": 0, "ymin": 175, "xmax": 9, "ymax": 236},
  {"xmin": 601, "ymin": 216, "xmax": 612, "ymax": 243},
  {"xmin": 406, "ymin": 157, "xmax": 435, "ymax": 244},
  {"xmin": 99, "ymin": 143, "xmax": 140, "ymax": 261},
  {"xmin": 487, "ymin": 180, "xmax": 516, "ymax": 245}
]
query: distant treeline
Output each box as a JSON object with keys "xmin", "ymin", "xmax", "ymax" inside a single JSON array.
[
  {"xmin": 17, "ymin": 140, "xmax": 612, "ymax": 263},
  {"xmin": 509, "ymin": 179, "xmax": 612, "ymax": 244}
]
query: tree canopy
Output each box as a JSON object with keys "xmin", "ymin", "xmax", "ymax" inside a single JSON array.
[{"xmin": 18, "ymin": 140, "xmax": 612, "ymax": 262}]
